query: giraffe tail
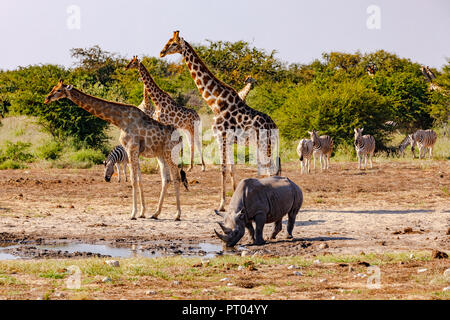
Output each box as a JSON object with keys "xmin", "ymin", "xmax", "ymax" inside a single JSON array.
[
  {"xmin": 275, "ymin": 156, "xmax": 282, "ymax": 176},
  {"xmin": 180, "ymin": 169, "xmax": 189, "ymax": 191}
]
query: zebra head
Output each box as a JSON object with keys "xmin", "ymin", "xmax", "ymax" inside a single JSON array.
[
  {"xmin": 354, "ymin": 128, "xmax": 364, "ymax": 145},
  {"xmin": 297, "ymin": 139, "xmax": 305, "ymax": 161},
  {"xmin": 104, "ymin": 160, "xmax": 114, "ymax": 183},
  {"xmin": 308, "ymin": 130, "xmax": 319, "ymax": 145},
  {"xmin": 398, "ymin": 136, "xmax": 410, "ymax": 155},
  {"xmin": 408, "ymin": 134, "xmax": 417, "ymax": 156}
]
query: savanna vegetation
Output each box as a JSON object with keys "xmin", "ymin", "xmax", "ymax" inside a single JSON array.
[{"xmin": 0, "ymin": 41, "xmax": 448, "ymax": 169}]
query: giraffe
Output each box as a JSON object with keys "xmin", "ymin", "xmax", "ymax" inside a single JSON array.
[
  {"xmin": 126, "ymin": 56, "xmax": 205, "ymax": 172},
  {"xmin": 44, "ymin": 80, "xmax": 187, "ymax": 221},
  {"xmin": 238, "ymin": 76, "xmax": 257, "ymax": 101},
  {"xmin": 160, "ymin": 31, "xmax": 280, "ymax": 211}
]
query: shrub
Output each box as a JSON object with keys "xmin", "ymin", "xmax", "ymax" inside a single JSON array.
[
  {"xmin": 69, "ymin": 148, "xmax": 105, "ymax": 165},
  {"xmin": 0, "ymin": 141, "xmax": 34, "ymax": 163},
  {"xmin": 273, "ymin": 80, "xmax": 394, "ymax": 147},
  {"xmin": 0, "ymin": 159, "xmax": 27, "ymax": 170},
  {"xmin": 36, "ymin": 141, "xmax": 63, "ymax": 160}
]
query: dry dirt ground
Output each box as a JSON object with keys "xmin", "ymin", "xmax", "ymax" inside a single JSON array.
[
  {"xmin": 0, "ymin": 160, "xmax": 449, "ymax": 300},
  {"xmin": 0, "ymin": 160, "xmax": 448, "ymax": 254}
]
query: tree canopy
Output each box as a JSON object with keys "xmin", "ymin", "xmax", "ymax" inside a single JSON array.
[{"xmin": 0, "ymin": 42, "xmax": 448, "ymax": 150}]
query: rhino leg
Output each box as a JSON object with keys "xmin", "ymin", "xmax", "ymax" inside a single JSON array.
[
  {"xmin": 286, "ymin": 209, "xmax": 299, "ymax": 239},
  {"xmin": 253, "ymin": 214, "xmax": 266, "ymax": 245},
  {"xmin": 246, "ymin": 222, "xmax": 255, "ymax": 242},
  {"xmin": 270, "ymin": 219, "xmax": 282, "ymax": 239}
]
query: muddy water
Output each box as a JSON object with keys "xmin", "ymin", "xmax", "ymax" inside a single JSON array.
[{"xmin": 0, "ymin": 241, "xmax": 245, "ymax": 260}]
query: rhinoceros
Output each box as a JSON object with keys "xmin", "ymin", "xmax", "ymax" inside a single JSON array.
[{"xmin": 214, "ymin": 176, "xmax": 303, "ymax": 247}]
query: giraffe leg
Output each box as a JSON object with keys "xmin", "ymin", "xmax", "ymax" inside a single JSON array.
[
  {"xmin": 256, "ymin": 144, "xmax": 261, "ymax": 176},
  {"xmin": 167, "ymin": 157, "xmax": 182, "ymax": 221},
  {"xmin": 229, "ymin": 163, "xmax": 236, "ymax": 191},
  {"xmin": 123, "ymin": 161, "xmax": 128, "ymax": 182},
  {"xmin": 218, "ymin": 140, "xmax": 227, "ymax": 212},
  {"xmin": 151, "ymin": 157, "xmax": 170, "ymax": 219},
  {"xmin": 187, "ymin": 130, "xmax": 194, "ymax": 172},
  {"xmin": 128, "ymin": 151, "xmax": 139, "ymax": 220},
  {"xmin": 194, "ymin": 129, "xmax": 206, "ymax": 171},
  {"xmin": 137, "ymin": 161, "xmax": 146, "ymax": 218}
]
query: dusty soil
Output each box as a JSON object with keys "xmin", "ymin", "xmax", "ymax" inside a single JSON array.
[{"xmin": 0, "ymin": 160, "xmax": 449, "ymax": 257}]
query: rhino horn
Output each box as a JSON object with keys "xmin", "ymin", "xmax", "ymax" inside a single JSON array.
[
  {"xmin": 214, "ymin": 229, "xmax": 228, "ymax": 242},
  {"xmin": 218, "ymin": 222, "xmax": 232, "ymax": 234},
  {"xmin": 214, "ymin": 210, "xmax": 225, "ymax": 218}
]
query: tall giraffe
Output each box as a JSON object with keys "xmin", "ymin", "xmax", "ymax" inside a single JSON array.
[
  {"xmin": 160, "ymin": 31, "xmax": 280, "ymax": 211},
  {"xmin": 44, "ymin": 80, "xmax": 187, "ymax": 221},
  {"xmin": 238, "ymin": 76, "xmax": 257, "ymax": 101},
  {"xmin": 126, "ymin": 56, "xmax": 205, "ymax": 172}
]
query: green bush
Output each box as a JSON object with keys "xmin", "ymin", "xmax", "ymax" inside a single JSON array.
[
  {"xmin": 0, "ymin": 159, "xmax": 27, "ymax": 170},
  {"xmin": 0, "ymin": 140, "xmax": 34, "ymax": 169},
  {"xmin": 273, "ymin": 80, "xmax": 394, "ymax": 147},
  {"xmin": 36, "ymin": 141, "xmax": 63, "ymax": 160},
  {"xmin": 0, "ymin": 140, "xmax": 34, "ymax": 163},
  {"xmin": 69, "ymin": 148, "xmax": 105, "ymax": 165}
]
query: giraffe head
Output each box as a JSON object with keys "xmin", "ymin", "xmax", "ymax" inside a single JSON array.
[
  {"xmin": 160, "ymin": 31, "xmax": 184, "ymax": 57},
  {"xmin": 44, "ymin": 80, "xmax": 73, "ymax": 104},
  {"xmin": 125, "ymin": 56, "xmax": 140, "ymax": 70},
  {"xmin": 244, "ymin": 76, "xmax": 257, "ymax": 85}
]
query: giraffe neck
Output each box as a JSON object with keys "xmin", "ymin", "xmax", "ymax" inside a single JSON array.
[
  {"xmin": 137, "ymin": 86, "xmax": 154, "ymax": 117},
  {"xmin": 68, "ymin": 88, "xmax": 133, "ymax": 129},
  {"xmin": 137, "ymin": 62, "xmax": 172, "ymax": 112},
  {"xmin": 181, "ymin": 40, "xmax": 237, "ymax": 112},
  {"xmin": 238, "ymin": 82, "xmax": 253, "ymax": 101}
]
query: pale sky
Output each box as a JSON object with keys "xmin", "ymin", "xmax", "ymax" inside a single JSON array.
[{"xmin": 0, "ymin": 0, "xmax": 449, "ymax": 71}]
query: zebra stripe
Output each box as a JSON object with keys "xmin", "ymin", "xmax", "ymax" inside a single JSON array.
[
  {"xmin": 409, "ymin": 129, "xmax": 437, "ymax": 159},
  {"xmin": 106, "ymin": 145, "xmax": 128, "ymax": 164},
  {"xmin": 354, "ymin": 128, "xmax": 375, "ymax": 169},
  {"xmin": 104, "ymin": 145, "xmax": 129, "ymax": 182},
  {"xmin": 309, "ymin": 130, "xmax": 333, "ymax": 170},
  {"xmin": 297, "ymin": 138, "xmax": 313, "ymax": 174}
]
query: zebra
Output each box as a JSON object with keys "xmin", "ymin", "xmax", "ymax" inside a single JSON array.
[
  {"xmin": 354, "ymin": 128, "xmax": 375, "ymax": 169},
  {"xmin": 103, "ymin": 145, "xmax": 129, "ymax": 183},
  {"xmin": 308, "ymin": 130, "xmax": 333, "ymax": 171},
  {"xmin": 401, "ymin": 129, "xmax": 437, "ymax": 159},
  {"xmin": 296, "ymin": 138, "xmax": 314, "ymax": 174}
]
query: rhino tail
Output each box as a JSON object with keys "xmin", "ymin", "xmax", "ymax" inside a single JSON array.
[{"xmin": 275, "ymin": 156, "xmax": 282, "ymax": 176}]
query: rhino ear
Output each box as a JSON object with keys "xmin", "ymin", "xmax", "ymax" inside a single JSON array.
[{"xmin": 235, "ymin": 210, "xmax": 246, "ymax": 221}]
